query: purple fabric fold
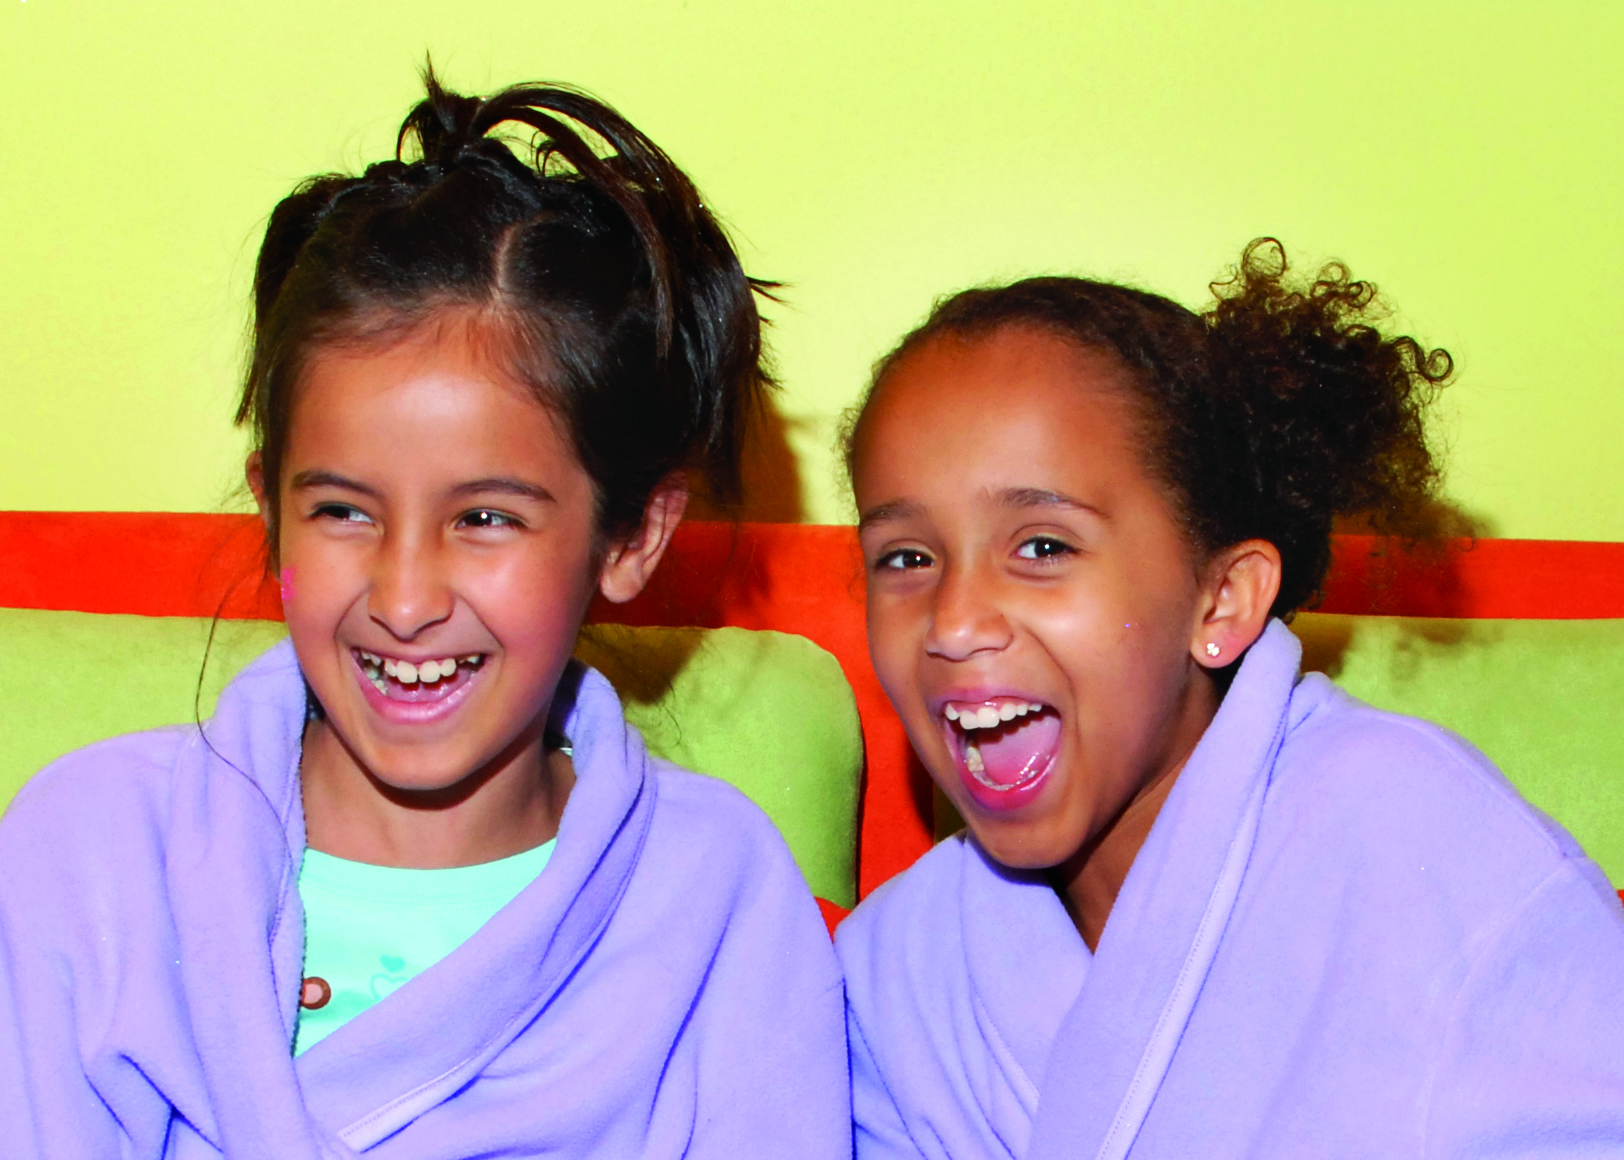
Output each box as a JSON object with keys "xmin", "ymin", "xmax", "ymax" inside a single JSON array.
[
  {"xmin": 0, "ymin": 641, "xmax": 849, "ymax": 1159},
  {"xmin": 839, "ymin": 620, "xmax": 1624, "ymax": 1159}
]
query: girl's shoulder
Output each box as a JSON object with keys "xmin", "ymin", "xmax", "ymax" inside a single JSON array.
[
  {"xmin": 1275, "ymin": 674, "xmax": 1613, "ymax": 906},
  {"xmin": 643, "ymin": 759, "xmax": 804, "ymax": 872},
  {"xmin": 633, "ymin": 760, "xmax": 843, "ymax": 981},
  {"xmin": 0, "ymin": 725, "xmax": 197, "ymax": 918},
  {"xmin": 3, "ymin": 724, "xmax": 195, "ymax": 839},
  {"xmin": 4, "ymin": 638, "xmax": 306, "ymax": 847},
  {"xmin": 834, "ymin": 834, "xmax": 969, "ymax": 973}
]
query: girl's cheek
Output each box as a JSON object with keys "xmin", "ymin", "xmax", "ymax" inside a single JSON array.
[{"xmin": 278, "ymin": 565, "xmax": 297, "ymax": 606}]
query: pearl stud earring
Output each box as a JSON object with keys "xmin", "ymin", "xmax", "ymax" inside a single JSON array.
[{"xmin": 1205, "ymin": 642, "xmax": 1221, "ymax": 658}]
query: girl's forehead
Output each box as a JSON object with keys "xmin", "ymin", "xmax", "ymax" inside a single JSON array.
[
  {"xmin": 285, "ymin": 327, "xmax": 573, "ymax": 475},
  {"xmin": 890, "ymin": 325, "xmax": 1128, "ymax": 398},
  {"xmin": 295, "ymin": 326, "xmax": 545, "ymax": 428},
  {"xmin": 854, "ymin": 328, "xmax": 1145, "ymax": 496}
]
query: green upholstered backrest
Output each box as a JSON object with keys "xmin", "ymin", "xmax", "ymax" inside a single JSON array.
[
  {"xmin": 0, "ymin": 609, "xmax": 862, "ymax": 907},
  {"xmin": 1293, "ymin": 614, "xmax": 1624, "ymax": 883}
]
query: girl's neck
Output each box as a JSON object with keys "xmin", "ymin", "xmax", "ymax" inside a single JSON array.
[{"xmin": 299, "ymin": 720, "xmax": 574, "ymax": 869}]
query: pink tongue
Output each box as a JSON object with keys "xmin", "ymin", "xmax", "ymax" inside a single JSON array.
[{"xmin": 975, "ymin": 712, "xmax": 1061, "ymax": 786}]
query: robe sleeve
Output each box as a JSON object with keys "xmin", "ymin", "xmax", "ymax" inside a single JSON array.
[
  {"xmin": 0, "ymin": 895, "xmax": 124, "ymax": 1157},
  {"xmin": 850, "ymin": 1007, "xmax": 928, "ymax": 1160},
  {"xmin": 1424, "ymin": 860, "xmax": 1624, "ymax": 1156},
  {"xmin": 0, "ymin": 759, "xmax": 143, "ymax": 1158}
]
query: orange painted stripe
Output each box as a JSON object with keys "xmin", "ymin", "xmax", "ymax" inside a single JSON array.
[
  {"xmin": 7, "ymin": 516, "xmax": 1623, "ymax": 622},
  {"xmin": 0, "ymin": 512, "xmax": 280, "ymax": 619},
  {"xmin": 1321, "ymin": 536, "xmax": 1624, "ymax": 619}
]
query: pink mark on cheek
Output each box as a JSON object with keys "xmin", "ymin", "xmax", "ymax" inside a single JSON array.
[{"xmin": 278, "ymin": 566, "xmax": 296, "ymax": 605}]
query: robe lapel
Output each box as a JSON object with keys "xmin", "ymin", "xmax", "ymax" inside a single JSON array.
[
  {"xmin": 959, "ymin": 842, "xmax": 1091, "ymax": 1119},
  {"xmin": 295, "ymin": 662, "xmax": 656, "ymax": 1151},
  {"xmin": 1024, "ymin": 622, "xmax": 1302, "ymax": 1160},
  {"xmin": 167, "ymin": 641, "xmax": 334, "ymax": 1158}
]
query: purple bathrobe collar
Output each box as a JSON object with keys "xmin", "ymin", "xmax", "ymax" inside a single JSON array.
[
  {"xmin": 176, "ymin": 641, "xmax": 658, "ymax": 1153},
  {"xmin": 909, "ymin": 621, "xmax": 1305, "ymax": 1160},
  {"xmin": 1011, "ymin": 619, "xmax": 1303, "ymax": 1160}
]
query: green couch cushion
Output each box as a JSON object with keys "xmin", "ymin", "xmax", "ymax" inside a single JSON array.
[
  {"xmin": 1293, "ymin": 614, "xmax": 1624, "ymax": 884},
  {"xmin": 0, "ymin": 609, "xmax": 861, "ymax": 907}
]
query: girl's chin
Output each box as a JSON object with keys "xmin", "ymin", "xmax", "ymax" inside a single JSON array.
[
  {"xmin": 363, "ymin": 760, "xmax": 489, "ymax": 798},
  {"xmin": 307, "ymin": 718, "xmax": 485, "ymax": 794},
  {"xmin": 943, "ymin": 767, "xmax": 1089, "ymax": 873},
  {"xmin": 961, "ymin": 813, "xmax": 1082, "ymax": 873}
]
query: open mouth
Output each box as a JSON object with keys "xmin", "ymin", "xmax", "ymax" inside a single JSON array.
[
  {"xmin": 353, "ymin": 649, "xmax": 487, "ymax": 703},
  {"xmin": 942, "ymin": 698, "xmax": 1061, "ymax": 796}
]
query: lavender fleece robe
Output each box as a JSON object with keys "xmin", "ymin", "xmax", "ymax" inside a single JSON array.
[
  {"xmin": 0, "ymin": 641, "xmax": 849, "ymax": 1159},
  {"xmin": 837, "ymin": 620, "xmax": 1624, "ymax": 1159}
]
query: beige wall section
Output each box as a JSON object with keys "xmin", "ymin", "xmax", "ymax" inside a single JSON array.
[{"xmin": 2, "ymin": 2, "xmax": 1620, "ymax": 536}]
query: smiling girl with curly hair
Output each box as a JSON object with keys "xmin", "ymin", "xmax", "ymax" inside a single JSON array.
[{"xmin": 838, "ymin": 240, "xmax": 1624, "ymax": 1160}]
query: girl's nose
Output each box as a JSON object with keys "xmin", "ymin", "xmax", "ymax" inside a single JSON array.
[
  {"xmin": 367, "ymin": 534, "xmax": 454, "ymax": 640},
  {"xmin": 924, "ymin": 563, "xmax": 1013, "ymax": 661}
]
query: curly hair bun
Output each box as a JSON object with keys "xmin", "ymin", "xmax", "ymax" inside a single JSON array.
[{"xmin": 1199, "ymin": 239, "xmax": 1453, "ymax": 613}]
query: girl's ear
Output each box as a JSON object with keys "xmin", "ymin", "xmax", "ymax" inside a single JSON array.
[
  {"xmin": 246, "ymin": 452, "xmax": 270, "ymax": 526},
  {"xmin": 597, "ymin": 474, "xmax": 690, "ymax": 605},
  {"xmin": 1191, "ymin": 539, "xmax": 1282, "ymax": 668}
]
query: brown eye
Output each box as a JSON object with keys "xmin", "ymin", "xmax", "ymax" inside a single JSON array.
[
  {"xmin": 1015, "ymin": 536, "xmax": 1074, "ymax": 561},
  {"xmin": 312, "ymin": 503, "xmax": 373, "ymax": 525},
  {"xmin": 457, "ymin": 509, "xmax": 519, "ymax": 530},
  {"xmin": 876, "ymin": 548, "xmax": 933, "ymax": 571}
]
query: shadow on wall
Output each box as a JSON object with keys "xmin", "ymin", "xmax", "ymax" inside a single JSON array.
[
  {"xmin": 1295, "ymin": 613, "xmax": 1486, "ymax": 680},
  {"xmin": 578, "ymin": 396, "xmax": 808, "ymax": 730},
  {"xmin": 688, "ymin": 396, "xmax": 806, "ymax": 523},
  {"xmin": 1310, "ymin": 498, "xmax": 1494, "ymax": 676}
]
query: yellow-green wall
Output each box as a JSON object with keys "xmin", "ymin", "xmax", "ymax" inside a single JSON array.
[{"xmin": 3, "ymin": 2, "xmax": 1621, "ymax": 536}]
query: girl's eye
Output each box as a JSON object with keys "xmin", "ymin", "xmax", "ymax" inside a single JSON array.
[
  {"xmin": 312, "ymin": 503, "xmax": 373, "ymax": 525},
  {"xmin": 1015, "ymin": 536, "xmax": 1075, "ymax": 561},
  {"xmin": 875, "ymin": 548, "xmax": 934, "ymax": 571},
  {"xmin": 457, "ymin": 509, "xmax": 519, "ymax": 530}
]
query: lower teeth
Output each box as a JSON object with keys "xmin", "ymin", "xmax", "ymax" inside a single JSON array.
[{"xmin": 966, "ymin": 743, "xmax": 985, "ymax": 774}]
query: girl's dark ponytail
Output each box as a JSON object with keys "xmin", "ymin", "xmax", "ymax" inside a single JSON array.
[
  {"xmin": 853, "ymin": 238, "xmax": 1456, "ymax": 619},
  {"xmin": 396, "ymin": 69, "xmax": 768, "ymax": 514},
  {"xmin": 240, "ymin": 68, "xmax": 770, "ymax": 553}
]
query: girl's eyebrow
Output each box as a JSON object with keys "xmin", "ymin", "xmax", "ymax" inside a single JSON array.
[
  {"xmin": 290, "ymin": 469, "xmax": 379, "ymax": 497},
  {"xmin": 449, "ymin": 477, "xmax": 556, "ymax": 504},
  {"xmin": 998, "ymin": 486, "xmax": 1104, "ymax": 517},
  {"xmin": 858, "ymin": 498, "xmax": 924, "ymax": 531},
  {"xmin": 287, "ymin": 471, "xmax": 554, "ymax": 504}
]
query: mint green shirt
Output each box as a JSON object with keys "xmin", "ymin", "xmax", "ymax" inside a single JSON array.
[{"xmin": 294, "ymin": 840, "xmax": 556, "ymax": 1055}]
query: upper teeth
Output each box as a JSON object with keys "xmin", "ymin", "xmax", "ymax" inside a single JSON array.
[
  {"xmin": 370, "ymin": 654, "xmax": 472, "ymax": 684},
  {"xmin": 945, "ymin": 701, "xmax": 1045, "ymax": 729}
]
